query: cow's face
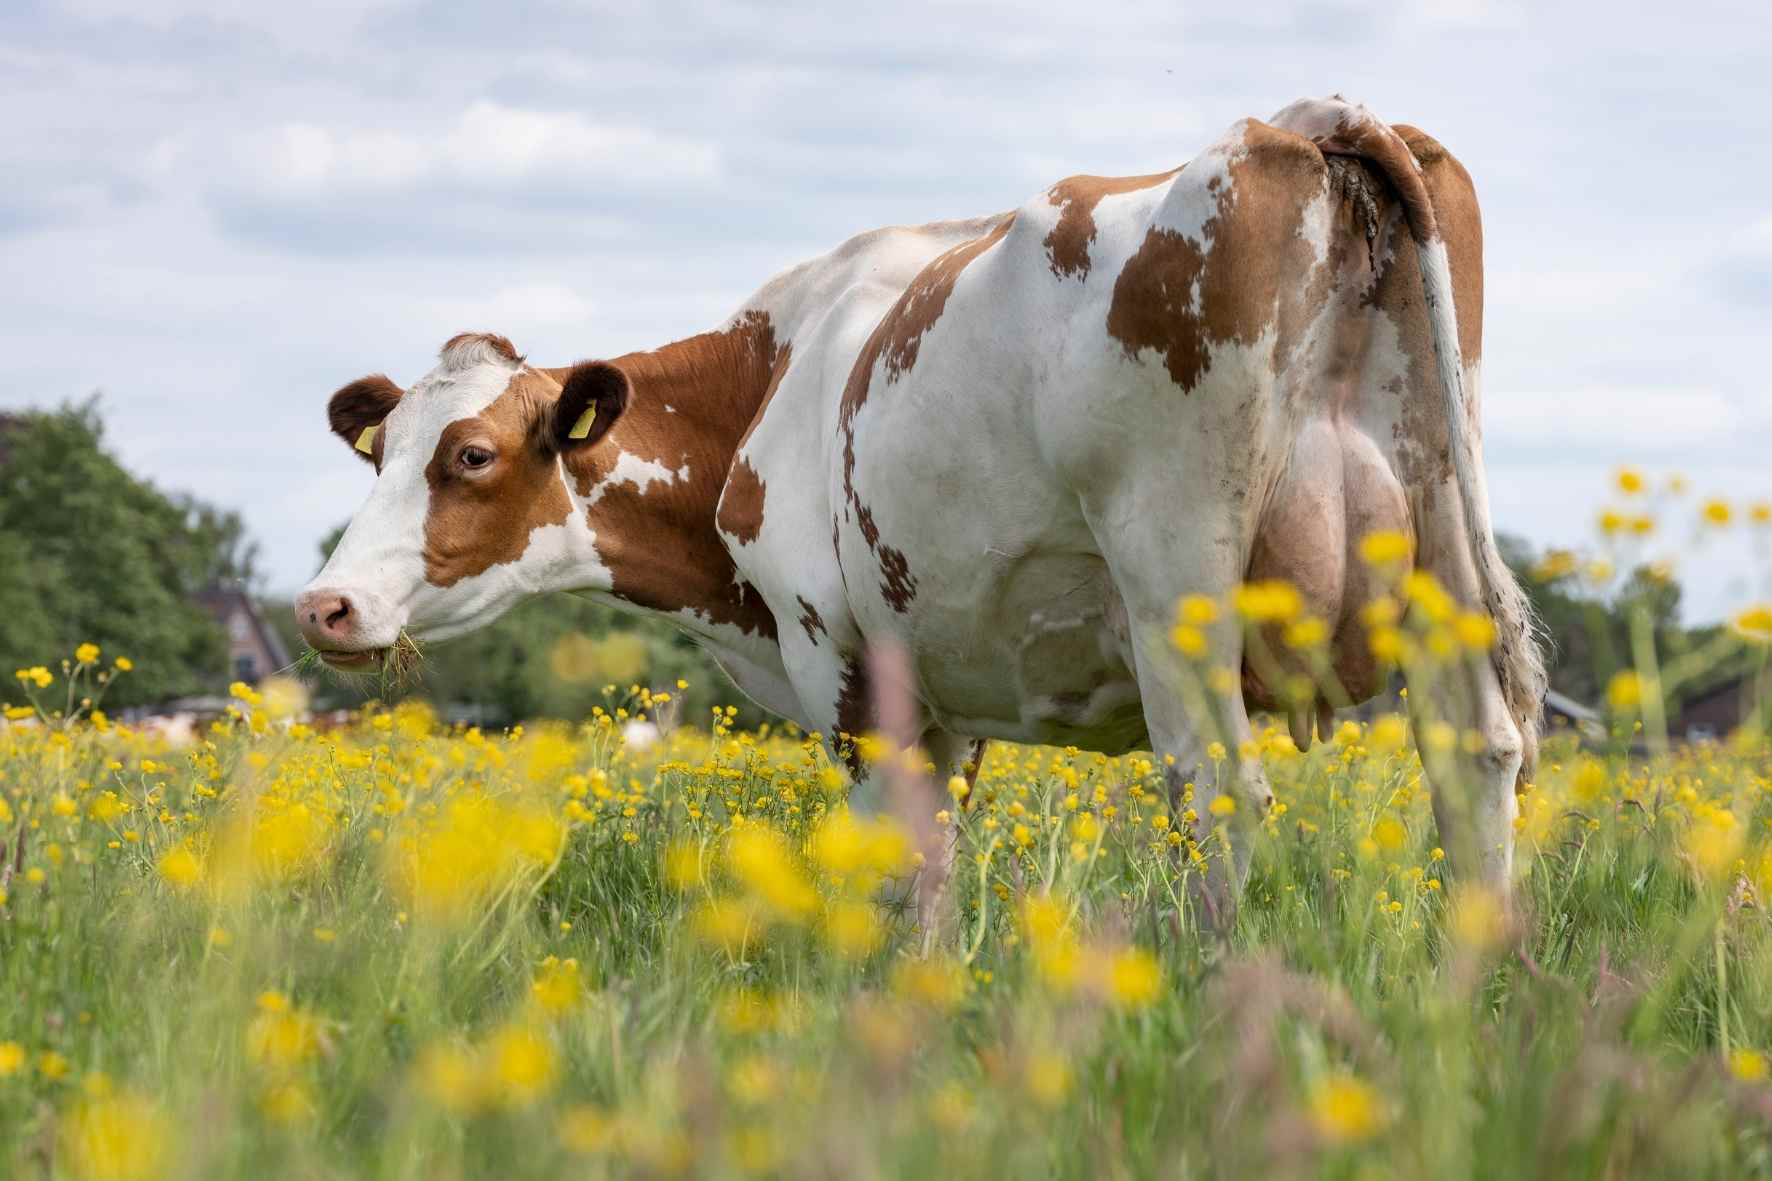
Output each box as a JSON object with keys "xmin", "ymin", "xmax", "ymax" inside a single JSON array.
[{"xmin": 294, "ymin": 333, "xmax": 627, "ymax": 667}]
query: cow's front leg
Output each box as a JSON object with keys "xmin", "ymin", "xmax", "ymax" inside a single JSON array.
[{"xmin": 832, "ymin": 645, "xmax": 981, "ymax": 947}]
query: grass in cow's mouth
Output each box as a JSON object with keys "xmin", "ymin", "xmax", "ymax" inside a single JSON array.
[
  {"xmin": 377, "ymin": 630, "xmax": 425, "ymax": 696},
  {"xmin": 285, "ymin": 631, "xmax": 425, "ymax": 697},
  {"xmin": 288, "ymin": 645, "xmax": 327, "ymax": 678}
]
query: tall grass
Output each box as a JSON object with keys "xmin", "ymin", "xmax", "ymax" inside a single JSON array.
[{"xmin": 0, "ymin": 672, "xmax": 1770, "ymax": 1178}]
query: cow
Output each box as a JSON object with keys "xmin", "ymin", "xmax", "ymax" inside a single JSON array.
[{"xmin": 296, "ymin": 95, "xmax": 1544, "ymax": 927}]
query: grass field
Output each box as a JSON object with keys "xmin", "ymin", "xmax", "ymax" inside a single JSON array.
[{"xmin": 4, "ymin": 614, "xmax": 1772, "ymax": 1178}]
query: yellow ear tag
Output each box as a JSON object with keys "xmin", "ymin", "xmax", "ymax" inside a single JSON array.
[
  {"xmin": 355, "ymin": 424, "xmax": 379, "ymax": 454},
  {"xmin": 567, "ymin": 405, "xmax": 597, "ymax": 440}
]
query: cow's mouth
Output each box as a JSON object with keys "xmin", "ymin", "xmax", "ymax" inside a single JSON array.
[{"xmin": 318, "ymin": 648, "xmax": 384, "ymax": 671}]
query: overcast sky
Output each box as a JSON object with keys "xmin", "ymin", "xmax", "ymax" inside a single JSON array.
[{"xmin": 3, "ymin": 0, "xmax": 1768, "ymax": 623}]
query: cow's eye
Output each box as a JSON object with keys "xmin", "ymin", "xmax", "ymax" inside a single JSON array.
[{"xmin": 458, "ymin": 445, "xmax": 494, "ymax": 470}]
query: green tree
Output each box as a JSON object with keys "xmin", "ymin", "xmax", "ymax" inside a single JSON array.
[
  {"xmin": 0, "ymin": 400, "xmax": 232, "ymax": 705},
  {"xmin": 1501, "ymin": 533, "xmax": 1687, "ymax": 706}
]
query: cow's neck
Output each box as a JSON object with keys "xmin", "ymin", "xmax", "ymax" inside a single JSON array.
[{"xmin": 552, "ymin": 310, "xmax": 787, "ymax": 646}]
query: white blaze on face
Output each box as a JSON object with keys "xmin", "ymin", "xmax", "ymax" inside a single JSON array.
[{"xmin": 302, "ymin": 343, "xmax": 535, "ymax": 649}]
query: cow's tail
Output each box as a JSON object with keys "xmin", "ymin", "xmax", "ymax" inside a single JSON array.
[{"xmin": 1268, "ymin": 96, "xmax": 1546, "ymax": 780}]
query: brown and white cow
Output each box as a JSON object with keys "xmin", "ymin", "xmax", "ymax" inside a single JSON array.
[{"xmin": 296, "ymin": 96, "xmax": 1544, "ymax": 921}]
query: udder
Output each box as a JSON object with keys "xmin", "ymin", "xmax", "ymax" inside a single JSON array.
[{"xmin": 1243, "ymin": 420, "xmax": 1410, "ymax": 726}]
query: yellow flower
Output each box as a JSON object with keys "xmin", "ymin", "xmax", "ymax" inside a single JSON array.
[
  {"xmin": 1368, "ymin": 714, "xmax": 1409, "ymax": 753},
  {"xmin": 1453, "ymin": 611, "xmax": 1496, "ymax": 650},
  {"xmin": 260, "ymin": 1080, "xmax": 318, "ymax": 1125},
  {"xmin": 156, "ymin": 846, "xmax": 203, "ymax": 889},
  {"xmin": 1358, "ymin": 529, "xmax": 1411, "ymax": 565},
  {"xmin": 891, "ymin": 957, "xmax": 969, "ymax": 1011},
  {"xmin": 1730, "ymin": 1048, "xmax": 1768, "ymax": 1083},
  {"xmin": 1176, "ymin": 594, "xmax": 1219, "ymax": 626},
  {"xmin": 1606, "ymin": 670, "xmax": 1643, "ymax": 712},
  {"xmin": 61, "ymin": 1093, "xmax": 171, "ymax": 1181},
  {"xmin": 413, "ymin": 1040, "xmax": 482, "ymax": 1114},
  {"xmin": 1448, "ymin": 883, "xmax": 1507, "ymax": 954},
  {"xmin": 40, "ymin": 1050, "xmax": 71, "ymax": 1080},
  {"xmin": 246, "ymin": 994, "xmax": 322, "ymax": 1070},
  {"xmin": 1533, "ymin": 549, "xmax": 1578, "ymax": 580},
  {"xmin": 1370, "ymin": 816, "xmax": 1407, "ymax": 854},
  {"xmin": 1308, "ymin": 1071, "xmax": 1387, "ymax": 1144},
  {"xmin": 75, "ymin": 643, "xmax": 100, "ymax": 665},
  {"xmin": 17, "ymin": 665, "xmax": 54, "ymax": 689},
  {"xmin": 1614, "ymin": 466, "xmax": 1645, "ymax": 495},
  {"xmin": 1101, "ymin": 947, "xmax": 1161, "ymax": 1010},
  {"xmin": 1025, "ymin": 1050, "xmax": 1072, "ymax": 1107},
  {"xmin": 1701, "ymin": 498, "xmax": 1732, "ymax": 527},
  {"xmin": 1208, "ymin": 795, "xmax": 1236, "ymax": 818},
  {"xmin": 1170, "ymin": 624, "xmax": 1208, "ymax": 658},
  {"xmin": 558, "ymin": 1104, "xmax": 619, "ymax": 1155},
  {"xmin": 530, "ymin": 957, "xmax": 583, "ymax": 1016},
  {"xmin": 1368, "ymin": 626, "xmax": 1407, "ymax": 665},
  {"xmin": 726, "ymin": 827, "xmax": 817, "ymax": 920},
  {"xmin": 1733, "ymin": 604, "xmax": 1772, "ymax": 644},
  {"xmin": 485, "ymin": 1025, "xmax": 558, "ymax": 1108},
  {"xmin": 1681, "ymin": 811, "xmax": 1742, "ymax": 884},
  {"xmin": 824, "ymin": 899, "xmax": 883, "ymax": 958},
  {"xmin": 0, "ymin": 1042, "xmax": 24, "ymax": 1076},
  {"xmin": 1283, "ymin": 616, "xmax": 1328, "ymax": 650},
  {"xmin": 1233, "ymin": 580, "xmax": 1304, "ymax": 624},
  {"xmin": 113, "ymin": 657, "xmax": 133, "ymax": 672},
  {"xmin": 1401, "ymin": 570, "xmax": 1455, "ymax": 623}
]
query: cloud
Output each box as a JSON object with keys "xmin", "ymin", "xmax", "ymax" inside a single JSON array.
[
  {"xmin": 1485, "ymin": 386, "xmax": 1762, "ymax": 456},
  {"xmin": 2, "ymin": 0, "xmax": 1770, "ymax": 621},
  {"xmin": 1707, "ymin": 214, "xmax": 1772, "ymax": 306},
  {"xmin": 52, "ymin": 0, "xmax": 414, "ymax": 43},
  {"xmin": 229, "ymin": 102, "xmax": 721, "ymax": 201}
]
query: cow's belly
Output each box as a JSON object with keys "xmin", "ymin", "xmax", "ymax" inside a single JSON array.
[{"xmin": 909, "ymin": 550, "xmax": 1149, "ymax": 754}]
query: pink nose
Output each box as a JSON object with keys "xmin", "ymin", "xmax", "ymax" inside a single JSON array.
[{"xmin": 294, "ymin": 589, "xmax": 358, "ymax": 648}]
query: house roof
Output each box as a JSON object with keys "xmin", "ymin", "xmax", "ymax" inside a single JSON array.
[{"xmin": 194, "ymin": 583, "xmax": 291, "ymax": 672}]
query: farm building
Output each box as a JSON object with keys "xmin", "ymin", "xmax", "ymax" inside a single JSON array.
[{"xmin": 195, "ymin": 582, "xmax": 290, "ymax": 685}]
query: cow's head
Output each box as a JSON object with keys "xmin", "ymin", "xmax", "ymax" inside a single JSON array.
[{"xmin": 294, "ymin": 333, "xmax": 628, "ymax": 667}]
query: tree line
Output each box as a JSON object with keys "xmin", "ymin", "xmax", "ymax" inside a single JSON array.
[{"xmin": 2, "ymin": 398, "xmax": 1724, "ymax": 724}]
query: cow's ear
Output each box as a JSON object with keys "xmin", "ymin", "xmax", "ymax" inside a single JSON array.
[
  {"xmin": 548, "ymin": 361, "xmax": 629, "ymax": 453},
  {"xmin": 327, "ymin": 375, "xmax": 402, "ymax": 464}
]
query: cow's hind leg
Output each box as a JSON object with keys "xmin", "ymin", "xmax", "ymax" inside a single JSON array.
[{"xmin": 1087, "ymin": 496, "xmax": 1268, "ymax": 932}]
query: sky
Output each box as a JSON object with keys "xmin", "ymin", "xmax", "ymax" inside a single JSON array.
[{"xmin": 2, "ymin": 0, "xmax": 1769, "ymax": 623}]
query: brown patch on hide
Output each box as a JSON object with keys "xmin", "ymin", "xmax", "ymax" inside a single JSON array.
[
  {"xmin": 1042, "ymin": 168, "xmax": 1179, "ymax": 279},
  {"xmin": 421, "ymin": 368, "xmax": 574, "ymax": 588},
  {"xmin": 834, "ymin": 217, "xmax": 1016, "ymax": 614},
  {"xmin": 715, "ymin": 457, "xmax": 766, "ymax": 545},
  {"xmin": 834, "ymin": 652, "xmax": 873, "ymax": 775},
  {"xmin": 554, "ymin": 311, "xmax": 789, "ymax": 638},
  {"xmin": 1106, "ymin": 122, "xmax": 1328, "ymax": 393},
  {"xmin": 795, "ymin": 597, "xmax": 827, "ymax": 645}
]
